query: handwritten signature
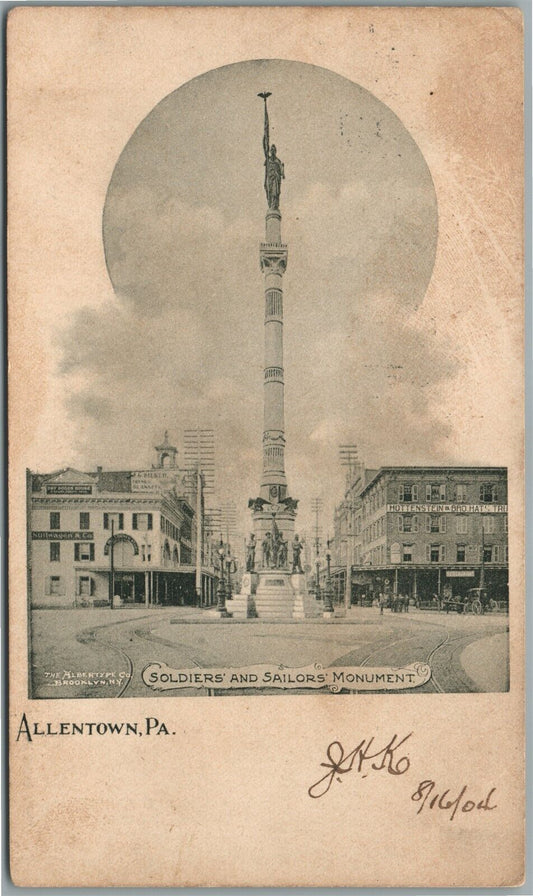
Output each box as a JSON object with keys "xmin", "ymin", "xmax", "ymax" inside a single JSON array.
[
  {"xmin": 308, "ymin": 733, "xmax": 412, "ymax": 799},
  {"xmin": 411, "ymin": 780, "xmax": 497, "ymax": 821}
]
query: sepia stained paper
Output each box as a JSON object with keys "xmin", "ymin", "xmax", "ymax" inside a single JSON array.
[{"xmin": 8, "ymin": 6, "xmax": 524, "ymax": 887}]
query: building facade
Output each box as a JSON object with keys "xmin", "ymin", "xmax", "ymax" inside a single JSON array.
[
  {"xmin": 27, "ymin": 437, "xmax": 220, "ymax": 609},
  {"xmin": 331, "ymin": 466, "xmax": 508, "ymax": 606}
]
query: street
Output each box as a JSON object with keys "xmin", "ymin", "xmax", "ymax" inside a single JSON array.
[{"xmin": 30, "ymin": 605, "xmax": 509, "ymax": 699}]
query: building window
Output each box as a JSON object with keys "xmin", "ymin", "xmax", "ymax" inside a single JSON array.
[
  {"xmin": 79, "ymin": 576, "xmax": 94, "ymax": 596},
  {"xmin": 504, "ymin": 545, "xmax": 509, "ymax": 562},
  {"xmin": 455, "ymin": 484, "xmax": 467, "ymax": 503},
  {"xmin": 481, "ymin": 545, "xmax": 502, "ymax": 563},
  {"xmin": 427, "ymin": 544, "xmax": 445, "ymax": 563},
  {"xmin": 133, "ymin": 513, "xmax": 153, "ymax": 531},
  {"xmin": 103, "ymin": 512, "xmax": 124, "ymax": 530},
  {"xmin": 480, "ymin": 483, "xmax": 498, "ymax": 503},
  {"xmin": 50, "ymin": 542, "xmax": 60, "ymax": 562},
  {"xmin": 399, "ymin": 484, "xmax": 418, "ymax": 502},
  {"xmin": 402, "ymin": 544, "xmax": 414, "ymax": 562},
  {"xmin": 48, "ymin": 576, "xmax": 63, "ymax": 595},
  {"xmin": 483, "ymin": 516, "xmax": 495, "ymax": 534},
  {"xmin": 399, "ymin": 515, "xmax": 418, "ymax": 533},
  {"xmin": 426, "ymin": 483, "xmax": 446, "ymax": 502},
  {"xmin": 74, "ymin": 543, "xmax": 95, "ymax": 561},
  {"xmin": 50, "ymin": 512, "xmax": 60, "ymax": 530},
  {"xmin": 456, "ymin": 516, "xmax": 468, "ymax": 534},
  {"xmin": 503, "ymin": 515, "xmax": 508, "ymax": 533},
  {"xmin": 456, "ymin": 544, "xmax": 466, "ymax": 563},
  {"xmin": 427, "ymin": 515, "xmax": 446, "ymax": 533},
  {"xmin": 80, "ymin": 512, "xmax": 90, "ymax": 530},
  {"xmin": 141, "ymin": 544, "xmax": 152, "ymax": 562}
]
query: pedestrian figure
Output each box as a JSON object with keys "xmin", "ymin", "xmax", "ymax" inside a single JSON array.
[{"xmin": 292, "ymin": 534, "xmax": 304, "ymax": 573}]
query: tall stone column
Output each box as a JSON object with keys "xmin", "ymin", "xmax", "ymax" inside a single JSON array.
[
  {"xmin": 260, "ymin": 209, "xmax": 288, "ymax": 504},
  {"xmin": 248, "ymin": 93, "xmax": 298, "ymax": 566}
]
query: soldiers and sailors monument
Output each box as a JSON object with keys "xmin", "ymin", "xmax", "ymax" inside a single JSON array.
[{"xmin": 227, "ymin": 93, "xmax": 315, "ymax": 620}]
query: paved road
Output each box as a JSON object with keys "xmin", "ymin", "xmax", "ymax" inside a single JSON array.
[{"xmin": 30, "ymin": 606, "xmax": 509, "ymax": 698}]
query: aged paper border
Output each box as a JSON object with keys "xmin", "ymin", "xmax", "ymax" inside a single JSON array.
[{"xmin": 6, "ymin": 4, "xmax": 527, "ymax": 889}]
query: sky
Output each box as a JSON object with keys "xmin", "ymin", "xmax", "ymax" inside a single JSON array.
[{"xmin": 57, "ymin": 58, "xmax": 444, "ymax": 542}]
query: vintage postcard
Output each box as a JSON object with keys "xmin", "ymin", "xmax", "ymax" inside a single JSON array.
[{"xmin": 8, "ymin": 6, "xmax": 524, "ymax": 887}]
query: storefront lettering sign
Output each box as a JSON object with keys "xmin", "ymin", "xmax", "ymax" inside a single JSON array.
[
  {"xmin": 46, "ymin": 484, "xmax": 93, "ymax": 495},
  {"xmin": 386, "ymin": 503, "xmax": 507, "ymax": 514},
  {"xmin": 32, "ymin": 531, "xmax": 94, "ymax": 540},
  {"xmin": 103, "ymin": 534, "xmax": 139, "ymax": 555}
]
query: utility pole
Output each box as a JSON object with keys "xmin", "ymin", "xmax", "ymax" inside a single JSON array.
[
  {"xmin": 339, "ymin": 445, "xmax": 360, "ymax": 611},
  {"xmin": 311, "ymin": 497, "xmax": 323, "ymax": 601},
  {"xmin": 184, "ymin": 428, "xmax": 215, "ymax": 608}
]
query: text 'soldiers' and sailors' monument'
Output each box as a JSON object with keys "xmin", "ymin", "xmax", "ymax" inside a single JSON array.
[{"xmin": 229, "ymin": 93, "xmax": 315, "ymax": 619}]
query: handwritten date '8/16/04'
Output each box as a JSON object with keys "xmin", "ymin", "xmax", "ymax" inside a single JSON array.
[
  {"xmin": 411, "ymin": 780, "xmax": 497, "ymax": 821},
  {"xmin": 308, "ymin": 733, "xmax": 413, "ymax": 799}
]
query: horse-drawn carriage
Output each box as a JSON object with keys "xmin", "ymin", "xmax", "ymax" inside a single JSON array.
[{"xmin": 442, "ymin": 587, "xmax": 492, "ymax": 615}]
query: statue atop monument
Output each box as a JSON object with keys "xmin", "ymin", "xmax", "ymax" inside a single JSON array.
[{"xmin": 258, "ymin": 92, "xmax": 284, "ymax": 210}]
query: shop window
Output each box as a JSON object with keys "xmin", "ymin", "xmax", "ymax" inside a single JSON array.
[
  {"xmin": 456, "ymin": 516, "xmax": 468, "ymax": 534},
  {"xmin": 399, "ymin": 484, "xmax": 418, "ymax": 502},
  {"xmin": 456, "ymin": 544, "xmax": 466, "ymax": 563},
  {"xmin": 80, "ymin": 512, "xmax": 90, "ymax": 530},
  {"xmin": 132, "ymin": 513, "xmax": 153, "ymax": 531},
  {"xmin": 74, "ymin": 542, "xmax": 95, "ymax": 561},
  {"xmin": 103, "ymin": 512, "xmax": 124, "ymax": 530},
  {"xmin": 50, "ymin": 512, "xmax": 60, "ymax": 530},
  {"xmin": 50, "ymin": 542, "xmax": 60, "ymax": 562}
]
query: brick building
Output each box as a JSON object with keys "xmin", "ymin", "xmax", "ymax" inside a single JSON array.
[
  {"xmin": 27, "ymin": 436, "xmax": 219, "ymax": 608},
  {"xmin": 331, "ymin": 466, "xmax": 508, "ymax": 606}
]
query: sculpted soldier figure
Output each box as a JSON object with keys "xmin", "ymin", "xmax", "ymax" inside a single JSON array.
[
  {"xmin": 246, "ymin": 534, "xmax": 256, "ymax": 573},
  {"xmin": 262, "ymin": 532, "xmax": 272, "ymax": 568},
  {"xmin": 292, "ymin": 534, "xmax": 304, "ymax": 573},
  {"xmin": 259, "ymin": 92, "xmax": 285, "ymax": 210},
  {"xmin": 277, "ymin": 533, "xmax": 288, "ymax": 568},
  {"xmin": 265, "ymin": 145, "xmax": 284, "ymax": 210}
]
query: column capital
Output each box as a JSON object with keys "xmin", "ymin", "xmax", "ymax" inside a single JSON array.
[{"xmin": 260, "ymin": 244, "xmax": 288, "ymax": 275}]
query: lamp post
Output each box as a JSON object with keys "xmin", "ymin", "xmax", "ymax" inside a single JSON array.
[
  {"xmin": 225, "ymin": 546, "xmax": 234, "ymax": 602},
  {"xmin": 323, "ymin": 538, "xmax": 334, "ymax": 618},
  {"xmin": 315, "ymin": 540, "xmax": 321, "ymax": 602},
  {"xmin": 109, "ymin": 519, "xmax": 115, "ymax": 609},
  {"xmin": 216, "ymin": 538, "xmax": 228, "ymax": 616}
]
